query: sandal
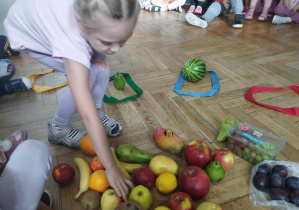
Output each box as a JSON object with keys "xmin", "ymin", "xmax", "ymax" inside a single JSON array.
[
  {"xmin": 98, "ymin": 110, "xmax": 123, "ymax": 137},
  {"xmin": 244, "ymin": 6, "xmax": 255, "ymax": 20},
  {"xmin": 194, "ymin": 6, "xmax": 203, "ymax": 15},
  {"xmin": 258, "ymin": 8, "xmax": 269, "ymax": 21},
  {"xmin": 48, "ymin": 122, "xmax": 86, "ymax": 149},
  {"xmin": 0, "ymin": 129, "xmax": 27, "ymax": 171},
  {"xmin": 188, "ymin": 5, "xmax": 196, "ymax": 13}
]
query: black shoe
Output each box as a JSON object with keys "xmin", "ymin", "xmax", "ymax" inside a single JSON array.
[
  {"xmin": 0, "ymin": 77, "xmax": 33, "ymax": 95},
  {"xmin": 40, "ymin": 190, "xmax": 53, "ymax": 208},
  {"xmin": 173, "ymin": 6, "xmax": 183, "ymax": 13},
  {"xmin": 233, "ymin": 14, "xmax": 243, "ymax": 28}
]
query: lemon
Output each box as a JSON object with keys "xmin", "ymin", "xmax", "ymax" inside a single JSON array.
[{"xmin": 156, "ymin": 172, "xmax": 177, "ymax": 194}]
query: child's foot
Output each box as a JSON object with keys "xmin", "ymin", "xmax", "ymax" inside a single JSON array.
[
  {"xmin": 257, "ymin": 8, "xmax": 269, "ymax": 21},
  {"xmin": 0, "ymin": 129, "xmax": 27, "ymax": 171},
  {"xmin": 194, "ymin": 6, "xmax": 202, "ymax": 15},
  {"xmin": 150, "ymin": 5, "xmax": 166, "ymax": 12},
  {"xmin": 232, "ymin": 14, "xmax": 243, "ymax": 28},
  {"xmin": 98, "ymin": 110, "xmax": 123, "ymax": 137},
  {"xmin": 272, "ymin": 15, "xmax": 292, "ymax": 24},
  {"xmin": 40, "ymin": 190, "xmax": 52, "ymax": 208},
  {"xmin": 186, "ymin": 13, "xmax": 208, "ymax": 28},
  {"xmin": 173, "ymin": 6, "xmax": 183, "ymax": 13},
  {"xmin": 0, "ymin": 77, "xmax": 33, "ymax": 95},
  {"xmin": 244, "ymin": 6, "xmax": 255, "ymax": 20},
  {"xmin": 48, "ymin": 122, "xmax": 86, "ymax": 149},
  {"xmin": 188, "ymin": 5, "xmax": 195, "ymax": 13}
]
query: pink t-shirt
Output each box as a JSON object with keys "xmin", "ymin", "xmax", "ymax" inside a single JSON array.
[{"xmin": 4, "ymin": 0, "xmax": 93, "ymax": 69}]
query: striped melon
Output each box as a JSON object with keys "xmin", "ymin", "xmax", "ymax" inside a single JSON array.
[{"xmin": 182, "ymin": 59, "xmax": 206, "ymax": 82}]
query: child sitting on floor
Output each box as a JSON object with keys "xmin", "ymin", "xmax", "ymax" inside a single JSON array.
[
  {"xmin": 186, "ymin": 0, "xmax": 244, "ymax": 28},
  {"xmin": 139, "ymin": 0, "xmax": 185, "ymax": 12},
  {"xmin": 244, "ymin": 0, "xmax": 279, "ymax": 21},
  {"xmin": 272, "ymin": 0, "xmax": 299, "ymax": 24},
  {"xmin": 187, "ymin": 0, "xmax": 213, "ymax": 15}
]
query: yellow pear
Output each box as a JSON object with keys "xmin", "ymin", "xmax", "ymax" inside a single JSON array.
[{"xmin": 149, "ymin": 155, "xmax": 178, "ymax": 176}]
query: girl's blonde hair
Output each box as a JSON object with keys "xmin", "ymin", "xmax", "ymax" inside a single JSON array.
[{"xmin": 74, "ymin": 0, "xmax": 140, "ymax": 29}]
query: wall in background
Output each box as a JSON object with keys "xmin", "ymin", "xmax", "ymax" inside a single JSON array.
[{"xmin": 0, "ymin": 0, "xmax": 16, "ymax": 35}]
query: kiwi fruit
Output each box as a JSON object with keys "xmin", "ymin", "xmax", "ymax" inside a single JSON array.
[{"xmin": 80, "ymin": 190, "xmax": 101, "ymax": 210}]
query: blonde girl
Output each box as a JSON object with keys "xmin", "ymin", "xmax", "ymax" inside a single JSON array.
[{"xmin": 4, "ymin": 0, "xmax": 140, "ymax": 200}]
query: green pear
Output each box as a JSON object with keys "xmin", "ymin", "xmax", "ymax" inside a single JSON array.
[
  {"xmin": 204, "ymin": 161, "xmax": 225, "ymax": 183},
  {"xmin": 216, "ymin": 119, "xmax": 236, "ymax": 142},
  {"xmin": 113, "ymin": 73, "xmax": 125, "ymax": 90}
]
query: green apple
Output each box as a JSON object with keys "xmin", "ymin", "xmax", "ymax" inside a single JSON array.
[
  {"xmin": 113, "ymin": 73, "xmax": 125, "ymax": 90},
  {"xmin": 129, "ymin": 185, "xmax": 152, "ymax": 210},
  {"xmin": 196, "ymin": 201, "xmax": 223, "ymax": 210},
  {"xmin": 101, "ymin": 189, "xmax": 123, "ymax": 210}
]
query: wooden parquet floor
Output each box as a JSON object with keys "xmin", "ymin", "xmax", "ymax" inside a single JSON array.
[{"xmin": 1, "ymin": 7, "xmax": 299, "ymax": 210}]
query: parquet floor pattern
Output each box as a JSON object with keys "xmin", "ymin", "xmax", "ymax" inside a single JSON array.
[{"xmin": 1, "ymin": 7, "xmax": 299, "ymax": 210}]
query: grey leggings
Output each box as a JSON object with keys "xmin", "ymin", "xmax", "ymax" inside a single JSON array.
[
  {"xmin": 26, "ymin": 51, "xmax": 110, "ymax": 127},
  {"xmin": 203, "ymin": 0, "xmax": 244, "ymax": 23}
]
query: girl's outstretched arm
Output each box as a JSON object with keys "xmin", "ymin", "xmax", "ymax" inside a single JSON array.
[{"xmin": 63, "ymin": 58, "xmax": 134, "ymax": 200}]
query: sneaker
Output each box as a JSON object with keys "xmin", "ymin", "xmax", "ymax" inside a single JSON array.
[
  {"xmin": 194, "ymin": 6, "xmax": 202, "ymax": 15},
  {"xmin": 232, "ymin": 14, "xmax": 243, "ymax": 28},
  {"xmin": 98, "ymin": 110, "xmax": 123, "ymax": 137},
  {"xmin": 188, "ymin": 5, "xmax": 196, "ymax": 13},
  {"xmin": 47, "ymin": 122, "xmax": 86, "ymax": 149},
  {"xmin": 186, "ymin": 13, "xmax": 208, "ymax": 28},
  {"xmin": 272, "ymin": 15, "xmax": 292, "ymax": 24},
  {"xmin": 150, "ymin": 5, "xmax": 163, "ymax": 12},
  {"xmin": 0, "ymin": 77, "xmax": 33, "ymax": 95},
  {"xmin": 40, "ymin": 190, "xmax": 52, "ymax": 208},
  {"xmin": 173, "ymin": 6, "xmax": 183, "ymax": 13}
]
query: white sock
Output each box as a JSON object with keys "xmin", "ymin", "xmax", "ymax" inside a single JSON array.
[
  {"xmin": 285, "ymin": 17, "xmax": 292, "ymax": 23},
  {"xmin": 160, "ymin": 6, "xmax": 167, "ymax": 11}
]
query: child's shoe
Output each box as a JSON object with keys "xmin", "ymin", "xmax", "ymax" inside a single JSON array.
[
  {"xmin": 244, "ymin": 6, "xmax": 255, "ymax": 20},
  {"xmin": 0, "ymin": 77, "xmax": 33, "ymax": 95},
  {"xmin": 186, "ymin": 13, "xmax": 208, "ymax": 28},
  {"xmin": 272, "ymin": 15, "xmax": 292, "ymax": 24},
  {"xmin": 188, "ymin": 5, "xmax": 196, "ymax": 13},
  {"xmin": 194, "ymin": 6, "xmax": 203, "ymax": 15},
  {"xmin": 232, "ymin": 14, "xmax": 243, "ymax": 28},
  {"xmin": 98, "ymin": 110, "xmax": 123, "ymax": 137},
  {"xmin": 258, "ymin": 8, "xmax": 269, "ymax": 21},
  {"xmin": 40, "ymin": 190, "xmax": 53, "ymax": 208},
  {"xmin": 173, "ymin": 6, "xmax": 183, "ymax": 13},
  {"xmin": 48, "ymin": 122, "xmax": 86, "ymax": 149},
  {"xmin": 0, "ymin": 129, "xmax": 27, "ymax": 171}
]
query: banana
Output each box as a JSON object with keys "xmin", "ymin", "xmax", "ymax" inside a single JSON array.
[
  {"xmin": 120, "ymin": 161, "xmax": 142, "ymax": 174},
  {"xmin": 73, "ymin": 157, "xmax": 92, "ymax": 199},
  {"xmin": 111, "ymin": 147, "xmax": 131, "ymax": 180}
]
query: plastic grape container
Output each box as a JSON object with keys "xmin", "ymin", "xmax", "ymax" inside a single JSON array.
[{"xmin": 227, "ymin": 122, "xmax": 285, "ymax": 164}]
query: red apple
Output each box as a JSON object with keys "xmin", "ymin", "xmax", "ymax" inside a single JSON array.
[
  {"xmin": 52, "ymin": 163, "xmax": 75, "ymax": 185},
  {"xmin": 178, "ymin": 166, "xmax": 210, "ymax": 199},
  {"xmin": 168, "ymin": 192, "xmax": 193, "ymax": 210},
  {"xmin": 212, "ymin": 149, "xmax": 235, "ymax": 170},
  {"xmin": 184, "ymin": 140, "xmax": 212, "ymax": 168},
  {"xmin": 133, "ymin": 167, "xmax": 155, "ymax": 188}
]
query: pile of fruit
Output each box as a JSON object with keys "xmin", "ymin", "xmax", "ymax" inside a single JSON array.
[{"xmin": 252, "ymin": 162, "xmax": 299, "ymax": 207}]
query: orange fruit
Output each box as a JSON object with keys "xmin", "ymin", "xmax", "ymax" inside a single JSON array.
[
  {"xmin": 88, "ymin": 170, "xmax": 110, "ymax": 193},
  {"xmin": 80, "ymin": 135, "xmax": 96, "ymax": 155},
  {"xmin": 90, "ymin": 156, "xmax": 105, "ymax": 171}
]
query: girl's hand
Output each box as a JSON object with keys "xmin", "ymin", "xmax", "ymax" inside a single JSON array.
[
  {"xmin": 223, "ymin": 0, "xmax": 231, "ymax": 9},
  {"xmin": 105, "ymin": 165, "xmax": 135, "ymax": 201}
]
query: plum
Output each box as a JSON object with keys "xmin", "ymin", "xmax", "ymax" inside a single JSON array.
[
  {"xmin": 253, "ymin": 173, "xmax": 270, "ymax": 192},
  {"xmin": 270, "ymin": 173, "xmax": 285, "ymax": 189},
  {"xmin": 269, "ymin": 188, "xmax": 289, "ymax": 202},
  {"xmin": 285, "ymin": 177, "xmax": 299, "ymax": 191},
  {"xmin": 257, "ymin": 163, "xmax": 271, "ymax": 175},
  {"xmin": 272, "ymin": 165, "xmax": 289, "ymax": 178},
  {"xmin": 289, "ymin": 190, "xmax": 299, "ymax": 207}
]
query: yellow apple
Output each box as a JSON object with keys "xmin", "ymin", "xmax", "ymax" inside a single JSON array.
[
  {"xmin": 129, "ymin": 185, "xmax": 152, "ymax": 210},
  {"xmin": 196, "ymin": 201, "xmax": 223, "ymax": 210}
]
